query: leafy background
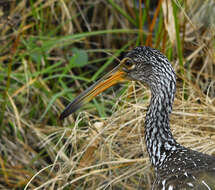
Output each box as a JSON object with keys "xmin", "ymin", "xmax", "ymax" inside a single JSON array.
[{"xmin": 1, "ymin": 0, "xmax": 215, "ymax": 189}]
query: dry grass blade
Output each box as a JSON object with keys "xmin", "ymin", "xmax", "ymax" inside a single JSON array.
[{"xmin": 162, "ymin": 0, "xmax": 176, "ymax": 44}]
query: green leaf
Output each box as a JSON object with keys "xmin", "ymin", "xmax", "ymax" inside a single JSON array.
[{"xmin": 69, "ymin": 48, "xmax": 88, "ymax": 68}]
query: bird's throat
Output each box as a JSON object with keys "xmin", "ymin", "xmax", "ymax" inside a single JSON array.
[{"xmin": 144, "ymin": 89, "xmax": 178, "ymax": 167}]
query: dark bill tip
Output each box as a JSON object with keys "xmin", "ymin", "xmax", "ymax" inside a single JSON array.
[{"xmin": 59, "ymin": 96, "xmax": 83, "ymax": 120}]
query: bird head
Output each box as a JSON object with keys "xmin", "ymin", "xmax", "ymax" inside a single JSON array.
[{"xmin": 123, "ymin": 46, "xmax": 176, "ymax": 90}]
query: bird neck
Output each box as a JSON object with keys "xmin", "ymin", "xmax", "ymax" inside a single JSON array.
[{"xmin": 145, "ymin": 82, "xmax": 178, "ymax": 167}]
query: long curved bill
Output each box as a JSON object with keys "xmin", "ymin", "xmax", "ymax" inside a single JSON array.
[{"xmin": 60, "ymin": 58, "xmax": 129, "ymax": 120}]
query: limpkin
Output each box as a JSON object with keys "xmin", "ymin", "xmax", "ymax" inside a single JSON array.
[{"xmin": 60, "ymin": 46, "xmax": 215, "ymax": 189}]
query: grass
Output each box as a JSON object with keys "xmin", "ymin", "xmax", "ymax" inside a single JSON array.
[{"xmin": 1, "ymin": 0, "xmax": 215, "ymax": 189}]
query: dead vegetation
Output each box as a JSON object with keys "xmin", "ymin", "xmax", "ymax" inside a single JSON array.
[{"xmin": 0, "ymin": 0, "xmax": 215, "ymax": 189}]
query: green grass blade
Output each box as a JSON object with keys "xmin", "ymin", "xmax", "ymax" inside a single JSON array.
[
  {"xmin": 172, "ymin": 1, "xmax": 184, "ymax": 74},
  {"xmin": 107, "ymin": 0, "xmax": 137, "ymax": 26}
]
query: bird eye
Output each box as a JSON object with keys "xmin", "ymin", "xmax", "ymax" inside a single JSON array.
[
  {"xmin": 125, "ymin": 60, "xmax": 135, "ymax": 70},
  {"xmin": 124, "ymin": 60, "xmax": 132, "ymax": 67},
  {"xmin": 121, "ymin": 58, "xmax": 135, "ymax": 70}
]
